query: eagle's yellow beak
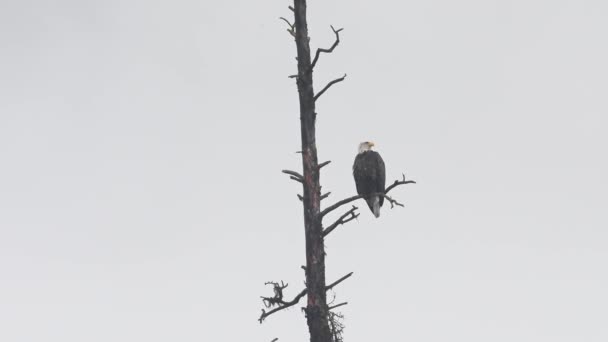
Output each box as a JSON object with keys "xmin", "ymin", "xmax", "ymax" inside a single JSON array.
[{"xmin": 368, "ymin": 141, "xmax": 375, "ymax": 147}]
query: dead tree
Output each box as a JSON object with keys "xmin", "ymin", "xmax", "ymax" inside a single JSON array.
[{"xmin": 259, "ymin": 2, "xmax": 415, "ymax": 342}]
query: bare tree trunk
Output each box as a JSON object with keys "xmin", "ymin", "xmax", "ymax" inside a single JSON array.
[
  {"xmin": 257, "ymin": 2, "xmax": 415, "ymax": 341},
  {"xmin": 293, "ymin": 1, "xmax": 332, "ymax": 342}
]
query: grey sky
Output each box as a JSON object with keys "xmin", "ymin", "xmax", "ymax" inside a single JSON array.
[{"xmin": 1, "ymin": 0, "xmax": 607, "ymax": 341}]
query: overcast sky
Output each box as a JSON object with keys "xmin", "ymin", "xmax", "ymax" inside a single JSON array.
[{"xmin": 1, "ymin": 0, "xmax": 607, "ymax": 341}]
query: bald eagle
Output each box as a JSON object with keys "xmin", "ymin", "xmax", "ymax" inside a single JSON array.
[{"xmin": 353, "ymin": 141, "xmax": 386, "ymax": 218}]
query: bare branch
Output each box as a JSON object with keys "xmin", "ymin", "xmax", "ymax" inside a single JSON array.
[
  {"xmin": 259, "ymin": 282, "xmax": 307, "ymax": 323},
  {"xmin": 320, "ymin": 175, "xmax": 415, "ymax": 217},
  {"xmin": 314, "ymin": 74, "xmax": 347, "ymax": 102},
  {"xmin": 279, "ymin": 17, "xmax": 295, "ymax": 38},
  {"xmin": 381, "ymin": 193, "xmax": 405, "ymax": 208},
  {"xmin": 322, "ymin": 205, "xmax": 359, "ymax": 237},
  {"xmin": 320, "ymin": 192, "xmax": 331, "ymax": 201},
  {"xmin": 261, "ymin": 281, "xmax": 288, "ymax": 307},
  {"xmin": 318, "ymin": 160, "xmax": 331, "ymax": 169},
  {"xmin": 288, "ymin": 5, "xmax": 294, "ymax": 12},
  {"xmin": 282, "ymin": 169, "xmax": 303, "ymax": 183},
  {"xmin": 311, "ymin": 26, "xmax": 344, "ymax": 70},
  {"xmin": 282, "ymin": 169, "xmax": 303, "ymax": 180},
  {"xmin": 297, "ymin": 194, "xmax": 303, "ymax": 201},
  {"xmin": 279, "ymin": 17, "xmax": 294, "ymax": 29},
  {"xmin": 328, "ymin": 302, "xmax": 348, "ymax": 311},
  {"xmin": 326, "ymin": 272, "xmax": 353, "ymax": 291},
  {"xmin": 259, "ymin": 273, "xmax": 352, "ymax": 323},
  {"xmin": 321, "ymin": 194, "xmax": 361, "ymax": 218},
  {"xmin": 385, "ymin": 173, "xmax": 417, "ymax": 194}
]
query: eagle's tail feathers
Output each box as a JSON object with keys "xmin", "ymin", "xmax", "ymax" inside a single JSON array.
[{"xmin": 372, "ymin": 196, "xmax": 381, "ymax": 218}]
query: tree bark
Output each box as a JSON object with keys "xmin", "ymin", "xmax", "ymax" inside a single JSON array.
[{"xmin": 293, "ymin": 1, "xmax": 332, "ymax": 342}]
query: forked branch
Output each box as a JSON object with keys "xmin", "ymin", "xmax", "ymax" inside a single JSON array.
[
  {"xmin": 259, "ymin": 281, "xmax": 307, "ymax": 323},
  {"xmin": 314, "ymin": 74, "xmax": 347, "ymax": 102},
  {"xmin": 320, "ymin": 175, "xmax": 415, "ymax": 217},
  {"xmin": 323, "ymin": 205, "xmax": 359, "ymax": 237},
  {"xmin": 279, "ymin": 17, "xmax": 294, "ymax": 29},
  {"xmin": 261, "ymin": 281, "xmax": 289, "ymax": 307},
  {"xmin": 382, "ymin": 193, "xmax": 405, "ymax": 208},
  {"xmin": 311, "ymin": 26, "xmax": 344, "ymax": 70},
  {"xmin": 282, "ymin": 169, "xmax": 303, "ymax": 183},
  {"xmin": 385, "ymin": 174, "xmax": 416, "ymax": 194},
  {"xmin": 279, "ymin": 17, "xmax": 295, "ymax": 38},
  {"xmin": 259, "ymin": 273, "xmax": 353, "ymax": 323}
]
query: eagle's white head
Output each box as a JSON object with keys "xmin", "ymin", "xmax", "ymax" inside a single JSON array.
[{"xmin": 358, "ymin": 141, "xmax": 375, "ymax": 154}]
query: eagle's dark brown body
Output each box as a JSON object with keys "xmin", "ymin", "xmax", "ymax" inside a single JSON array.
[{"xmin": 353, "ymin": 150, "xmax": 386, "ymax": 217}]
